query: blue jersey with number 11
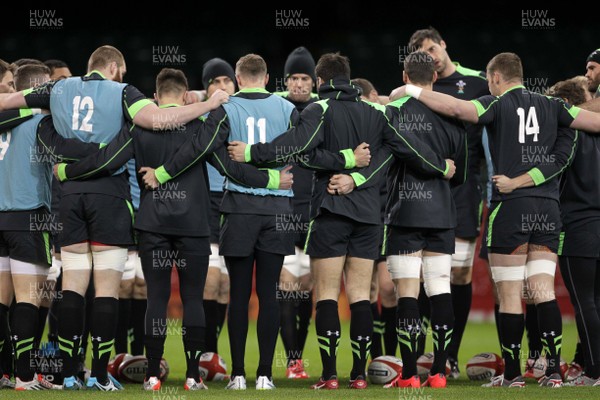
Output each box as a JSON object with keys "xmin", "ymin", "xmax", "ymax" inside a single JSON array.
[{"xmin": 223, "ymin": 93, "xmax": 294, "ymax": 197}]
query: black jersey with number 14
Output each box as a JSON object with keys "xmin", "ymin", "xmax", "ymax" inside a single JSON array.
[{"xmin": 472, "ymin": 86, "xmax": 579, "ymax": 202}]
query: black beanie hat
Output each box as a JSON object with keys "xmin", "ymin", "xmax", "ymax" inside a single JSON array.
[
  {"xmin": 202, "ymin": 58, "xmax": 235, "ymax": 89},
  {"xmin": 284, "ymin": 47, "xmax": 316, "ymax": 82},
  {"xmin": 587, "ymin": 49, "xmax": 600, "ymax": 65}
]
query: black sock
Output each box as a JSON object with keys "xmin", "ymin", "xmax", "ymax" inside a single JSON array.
[
  {"xmin": 11, "ymin": 303, "xmax": 38, "ymax": 381},
  {"xmin": 417, "ymin": 285, "xmax": 430, "ymax": 356},
  {"xmin": 536, "ymin": 300, "xmax": 562, "ymax": 376},
  {"xmin": 145, "ymin": 334, "xmax": 166, "ymax": 378},
  {"xmin": 430, "ymin": 293, "xmax": 454, "ymax": 375},
  {"xmin": 114, "ymin": 298, "xmax": 131, "ymax": 354},
  {"xmin": 130, "ymin": 299, "xmax": 146, "ymax": 356},
  {"xmin": 499, "ymin": 313, "xmax": 524, "ymax": 380},
  {"xmin": 183, "ymin": 326, "xmax": 205, "ymax": 380},
  {"xmin": 573, "ymin": 341, "xmax": 585, "ymax": 366},
  {"xmin": 217, "ymin": 302, "xmax": 227, "ymax": 339},
  {"xmin": 370, "ymin": 302, "xmax": 383, "ymax": 359},
  {"xmin": 380, "ymin": 305, "xmax": 397, "ymax": 356},
  {"xmin": 397, "ymin": 297, "xmax": 421, "ymax": 379},
  {"xmin": 297, "ymin": 293, "xmax": 312, "ymax": 359},
  {"xmin": 279, "ymin": 300, "xmax": 298, "ymax": 364},
  {"xmin": 226, "ymin": 254, "xmax": 254, "ymax": 378},
  {"xmin": 0, "ymin": 303, "xmax": 9, "ymax": 376},
  {"xmin": 90, "ymin": 297, "xmax": 118, "ymax": 383},
  {"xmin": 204, "ymin": 300, "xmax": 219, "ymax": 353},
  {"xmin": 494, "ymin": 303, "xmax": 502, "ymax": 351},
  {"xmin": 525, "ymin": 303, "xmax": 542, "ymax": 359},
  {"xmin": 58, "ymin": 290, "xmax": 85, "ymax": 377},
  {"xmin": 36, "ymin": 306, "xmax": 49, "ymax": 346},
  {"xmin": 315, "ymin": 300, "xmax": 340, "ymax": 380},
  {"xmin": 255, "ymin": 250, "xmax": 283, "ymax": 378},
  {"xmin": 349, "ymin": 300, "xmax": 372, "ymax": 380},
  {"xmin": 448, "ymin": 283, "xmax": 471, "ymax": 361}
]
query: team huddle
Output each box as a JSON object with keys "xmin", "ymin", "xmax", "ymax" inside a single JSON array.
[{"xmin": 1, "ymin": 26, "xmax": 600, "ymax": 392}]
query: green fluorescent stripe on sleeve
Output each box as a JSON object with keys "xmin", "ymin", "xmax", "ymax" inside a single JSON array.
[
  {"xmin": 22, "ymin": 87, "xmax": 34, "ymax": 96},
  {"xmin": 486, "ymin": 202, "xmax": 502, "ymax": 247},
  {"xmin": 568, "ymin": 105, "xmax": 581, "ymax": 119},
  {"xmin": 244, "ymin": 144, "xmax": 252, "ymax": 162},
  {"xmin": 315, "ymin": 99, "xmax": 329, "ymax": 112},
  {"xmin": 350, "ymin": 172, "xmax": 366, "ymax": 187},
  {"xmin": 266, "ymin": 169, "xmax": 280, "ymax": 189},
  {"xmin": 471, "ymin": 100, "xmax": 486, "ymax": 117},
  {"xmin": 527, "ymin": 167, "xmax": 545, "ymax": 186},
  {"xmin": 57, "ymin": 163, "xmax": 68, "ymax": 181},
  {"xmin": 127, "ymin": 98, "xmax": 154, "ymax": 120},
  {"xmin": 557, "ymin": 231, "xmax": 565, "ymax": 256},
  {"xmin": 19, "ymin": 108, "xmax": 33, "ymax": 117},
  {"xmin": 340, "ymin": 148, "xmax": 356, "ymax": 169},
  {"xmin": 443, "ymin": 160, "xmax": 450, "ymax": 176},
  {"xmin": 155, "ymin": 166, "xmax": 172, "ymax": 184},
  {"xmin": 69, "ymin": 138, "xmax": 133, "ymax": 180}
]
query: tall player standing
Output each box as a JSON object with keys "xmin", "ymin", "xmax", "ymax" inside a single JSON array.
[
  {"xmin": 407, "ymin": 27, "xmax": 488, "ymax": 376},
  {"xmin": 0, "ymin": 45, "xmax": 228, "ymax": 390}
]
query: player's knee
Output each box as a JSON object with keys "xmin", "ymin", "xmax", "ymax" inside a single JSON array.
[
  {"xmin": 61, "ymin": 251, "xmax": 92, "ymax": 294},
  {"xmin": 118, "ymin": 278, "xmax": 134, "ymax": 298},
  {"xmin": 423, "ymin": 255, "xmax": 452, "ymax": 297},
  {"xmin": 450, "ymin": 266, "xmax": 472, "ymax": 284},
  {"xmin": 204, "ymin": 269, "xmax": 220, "ymax": 299}
]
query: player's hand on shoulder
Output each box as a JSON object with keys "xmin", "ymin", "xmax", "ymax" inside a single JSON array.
[
  {"xmin": 207, "ymin": 89, "xmax": 229, "ymax": 109},
  {"xmin": 354, "ymin": 142, "xmax": 371, "ymax": 167},
  {"xmin": 279, "ymin": 165, "xmax": 294, "ymax": 190},
  {"xmin": 227, "ymin": 141, "xmax": 248, "ymax": 162},
  {"xmin": 443, "ymin": 159, "xmax": 456, "ymax": 180},
  {"xmin": 139, "ymin": 167, "xmax": 159, "ymax": 190},
  {"xmin": 389, "ymin": 85, "xmax": 407, "ymax": 102}
]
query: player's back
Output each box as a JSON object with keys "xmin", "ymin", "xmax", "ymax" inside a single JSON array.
[
  {"xmin": 50, "ymin": 76, "xmax": 126, "ymax": 143},
  {"xmin": 130, "ymin": 118, "xmax": 210, "ymax": 237},
  {"xmin": 309, "ymin": 82, "xmax": 389, "ymax": 225},
  {"xmin": 385, "ymin": 97, "xmax": 465, "ymax": 229},
  {"xmin": 223, "ymin": 92, "xmax": 294, "ymax": 197},
  {"xmin": 476, "ymin": 86, "xmax": 577, "ymax": 201},
  {"xmin": 0, "ymin": 114, "xmax": 50, "ymax": 211},
  {"xmin": 48, "ymin": 75, "xmax": 129, "ymax": 198}
]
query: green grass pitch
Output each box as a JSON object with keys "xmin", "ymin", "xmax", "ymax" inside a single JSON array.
[{"xmin": 3, "ymin": 321, "xmax": 597, "ymax": 399}]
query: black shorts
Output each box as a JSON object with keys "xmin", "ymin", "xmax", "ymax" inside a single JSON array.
[
  {"xmin": 0, "ymin": 230, "xmax": 52, "ymax": 266},
  {"xmin": 59, "ymin": 193, "xmax": 135, "ymax": 247},
  {"xmin": 292, "ymin": 201, "xmax": 310, "ymax": 249},
  {"xmin": 137, "ymin": 230, "xmax": 211, "ymax": 258},
  {"xmin": 452, "ymin": 177, "xmax": 483, "ymax": 239},
  {"xmin": 384, "ymin": 226, "xmax": 455, "ymax": 256},
  {"xmin": 209, "ymin": 191, "xmax": 223, "ymax": 244},
  {"xmin": 219, "ymin": 213, "xmax": 295, "ymax": 257},
  {"xmin": 486, "ymin": 197, "xmax": 561, "ymax": 254},
  {"xmin": 304, "ymin": 211, "xmax": 381, "ymax": 260},
  {"xmin": 558, "ymin": 221, "xmax": 600, "ymax": 258}
]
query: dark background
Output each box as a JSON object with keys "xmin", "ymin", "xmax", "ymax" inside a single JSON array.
[{"xmin": 2, "ymin": 5, "xmax": 597, "ymax": 96}]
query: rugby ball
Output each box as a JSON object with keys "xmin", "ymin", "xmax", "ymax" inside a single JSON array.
[
  {"xmin": 416, "ymin": 352, "xmax": 450, "ymax": 379},
  {"xmin": 531, "ymin": 356, "xmax": 568, "ymax": 379},
  {"xmin": 367, "ymin": 356, "xmax": 403, "ymax": 384},
  {"xmin": 466, "ymin": 352, "xmax": 504, "ymax": 380},
  {"xmin": 198, "ymin": 352, "xmax": 228, "ymax": 381},
  {"xmin": 107, "ymin": 353, "xmax": 132, "ymax": 379},
  {"xmin": 118, "ymin": 355, "xmax": 169, "ymax": 383}
]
